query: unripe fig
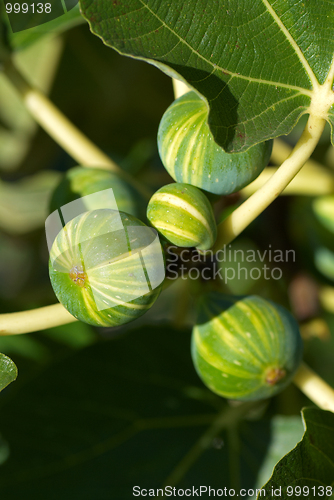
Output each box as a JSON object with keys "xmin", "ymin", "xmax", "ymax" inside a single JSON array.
[
  {"xmin": 147, "ymin": 182, "xmax": 217, "ymax": 250},
  {"xmin": 49, "ymin": 209, "xmax": 165, "ymax": 327},
  {"xmin": 158, "ymin": 91, "xmax": 273, "ymax": 195},
  {"xmin": 49, "ymin": 166, "xmax": 145, "ymax": 219},
  {"xmin": 289, "ymin": 196, "xmax": 334, "ymax": 282},
  {"xmin": 191, "ymin": 293, "xmax": 303, "ymax": 401}
]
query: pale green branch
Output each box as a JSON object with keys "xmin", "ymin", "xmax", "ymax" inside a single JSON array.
[
  {"xmin": 212, "ymin": 114, "xmax": 326, "ymax": 251},
  {"xmin": 242, "ymin": 163, "xmax": 334, "ymax": 197},
  {"xmin": 294, "ymin": 362, "xmax": 334, "ymax": 413},
  {"xmin": 0, "ymin": 304, "xmax": 77, "ymax": 336}
]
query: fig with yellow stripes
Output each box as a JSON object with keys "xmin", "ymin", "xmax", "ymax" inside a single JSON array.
[
  {"xmin": 158, "ymin": 91, "xmax": 273, "ymax": 195},
  {"xmin": 49, "ymin": 166, "xmax": 145, "ymax": 220},
  {"xmin": 191, "ymin": 293, "xmax": 303, "ymax": 401},
  {"xmin": 147, "ymin": 182, "xmax": 217, "ymax": 250},
  {"xmin": 49, "ymin": 209, "xmax": 165, "ymax": 327}
]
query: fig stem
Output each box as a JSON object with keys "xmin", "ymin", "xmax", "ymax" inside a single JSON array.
[
  {"xmin": 3, "ymin": 59, "xmax": 151, "ymax": 199},
  {"xmin": 241, "ymin": 163, "xmax": 334, "ymax": 197},
  {"xmin": 319, "ymin": 286, "xmax": 334, "ymax": 314},
  {"xmin": 0, "ymin": 304, "xmax": 77, "ymax": 336},
  {"xmin": 293, "ymin": 362, "xmax": 334, "ymax": 412},
  {"xmin": 271, "ymin": 137, "xmax": 328, "ymax": 172},
  {"xmin": 172, "ymin": 78, "xmax": 330, "ymax": 238},
  {"xmin": 212, "ymin": 113, "xmax": 326, "ymax": 251},
  {"xmin": 172, "ymin": 78, "xmax": 191, "ymax": 99}
]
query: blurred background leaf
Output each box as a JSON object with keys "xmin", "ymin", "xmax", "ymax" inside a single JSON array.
[
  {"xmin": 288, "ymin": 196, "xmax": 334, "ymax": 284},
  {"xmin": 313, "ymin": 196, "xmax": 334, "ymax": 233},
  {"xmin": 0, "ymin": 170, "xmax": 60, "ymax": 233},
  {"xmin": 3, "ymin": 4, "xmax": 83, "ymax": 51}
]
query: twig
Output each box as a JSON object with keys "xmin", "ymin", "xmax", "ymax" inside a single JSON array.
[
  {"xmin": 293, "ymin": 362, "xmax": 334, "ymax": 412},
  {"xmin": 212, "ymin": 114, "xmax": 326, "ymax": 251},
  {"xmin": 242, "ymin": 163, "xmax": 334, "ymax": 196},
  {"xmin": 0, "ymin": 304, "xmax": 77, "ymax": 336}
]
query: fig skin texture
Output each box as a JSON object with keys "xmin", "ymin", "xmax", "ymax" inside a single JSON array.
[
  {"xmin": 158, "ymin": 91, "xmax": 273, "ymax": 195},
  {"xmin": 49, "ymin": 209, "xmax": 165, "ymax": 327},
  {"xmin": 147, "ymin": 182, "xmax": 217, "ymax": 250},
  {"xmin": 50, "ymin": 166, "xmax": 146, "ymax": 220},
  {"xmin": 192, "ymin": 293, "xmax": 303, "ymax": 401}
]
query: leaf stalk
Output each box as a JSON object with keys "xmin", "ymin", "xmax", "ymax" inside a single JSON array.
[
  {"xmin": 0, "ymin": 304, "xmax": 77, "ymax": 336},
  {"xmin": 241, "ymin": 163, "xmax": 334, "ymax": 197},
  {"xmin": 212, "ymin": 114, "xmax": 326, "ymax": 251}
]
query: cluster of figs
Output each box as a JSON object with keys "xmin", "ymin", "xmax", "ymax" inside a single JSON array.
[{"xmin": 49, "ymin": 91, "xmax": 303, "ymax": 402}]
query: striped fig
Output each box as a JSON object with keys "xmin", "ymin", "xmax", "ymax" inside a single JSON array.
[
  {"xmin": 158, "ymin": 91, "xmax": 273, "ymax": 195},
  {"xmin": 49, "ymin": 209, "xmax": 165, "ymax": 327},
  {"xmin": 147, "ymin": 182, "xmax": 217, "ymax": 250},
  {"xmin": 191, "ymin": 293, "xmax": 303, "ymax": 401}
]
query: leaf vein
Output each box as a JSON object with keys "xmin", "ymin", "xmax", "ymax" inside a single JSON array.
[
  {"xmin": 260, "ymin": 0, "xmax": 318, "ymax": 88},
  {"xmin": 135, "ymin": 0, "xmax": 313, "ymax": 96}
]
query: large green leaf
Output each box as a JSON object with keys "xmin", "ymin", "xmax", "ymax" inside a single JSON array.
[
  {"xmin": 0, "ymin": 325, "xmax": 275, "ymax": 498},
  {"xmin": 80, "ymin": 0, "xmax": 334, "ymax": 152},
  {"xmin": 0, "ymin": 353, "xmax": 17, "ymax": 392},
  {"xmin": 258, "ymin": 408, "xmax": 334, "ymax": 499}
]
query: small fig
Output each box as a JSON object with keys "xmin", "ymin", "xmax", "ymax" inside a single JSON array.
[
  {"xmin": 147, "ymin": 182, "xmax": 217, "ymax": 250},
  {"xmin": 49, "ymin": 166, "xmax": 145, "ymax": 219}
]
